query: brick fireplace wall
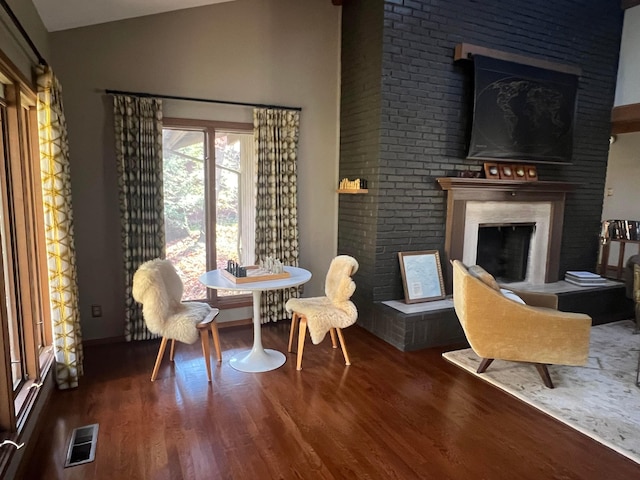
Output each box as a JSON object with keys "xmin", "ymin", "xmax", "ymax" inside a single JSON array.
[{"xmin": 338, "ymin": 0, "xmax": 624, "ymax": 343}]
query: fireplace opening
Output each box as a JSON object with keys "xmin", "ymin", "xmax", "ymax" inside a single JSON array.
[{"xmin": 476, "ymin": 223, "xmax": 535, "ymax": 283}]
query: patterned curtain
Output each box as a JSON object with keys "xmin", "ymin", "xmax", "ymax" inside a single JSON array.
[
  {"xmin": 113, "ymin": 95, "xmax": 165, "ymax": 341},
  {"xmin": 254, "ymin": 108, "xmax": 300, "ymax": 323},
  {"xmin": 36, "ymin": 66, "xmax": 83, "ymax": 389}
]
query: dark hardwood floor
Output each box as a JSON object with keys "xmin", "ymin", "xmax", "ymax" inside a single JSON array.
[{"xmin": 22, "ymin": 321, "xmax": 640, "ymax": 479}]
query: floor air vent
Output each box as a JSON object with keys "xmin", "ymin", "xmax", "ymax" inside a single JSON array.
[{"xmin": 64, "ymin": 423, "xmax": 99, "ymax": 468}]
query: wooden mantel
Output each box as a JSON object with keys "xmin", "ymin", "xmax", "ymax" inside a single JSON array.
[
  {"xmin": 437, "ymin": 177, "xmax": 576, "ymax": 193},
  {"xmin": 437, "ymin": 177, "xmax": 576, "ymax": 293}
]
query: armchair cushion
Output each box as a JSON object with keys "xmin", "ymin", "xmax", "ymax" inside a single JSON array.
[
  {"xmin": 468, "ymin": 264, "xmax": 500, "ymax": 291},
  {"xmin": 499, "ymin": 288, "xmax": 526, "ymax": 304}
]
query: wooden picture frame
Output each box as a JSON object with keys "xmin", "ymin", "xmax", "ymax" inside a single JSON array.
[
  {"xmin": 398, "ymin": 250, "xmax": 446, "ymax": 304},
  {"xmin": 483, "ymin": 162, "xmax": 500, "ymax": 179},
  {"xmin": 498, "ymin": 163, "xmax": 514, "ymax": 179},
  {"xmin": 513, "ymin": 164, "xmax": 527, "ymax": 180},
  {"xmin": 524, "ymin": 165, "xmax": 538, "ymax": 181}
]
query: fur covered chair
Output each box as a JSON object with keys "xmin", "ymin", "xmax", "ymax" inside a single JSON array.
[
  {"xmin": 132, "ymin": 258, "xmax": 222, "ymax": 382},
  {"xmin": 285, "ymin": 255, "xmax": 358, "ymax": 370}
]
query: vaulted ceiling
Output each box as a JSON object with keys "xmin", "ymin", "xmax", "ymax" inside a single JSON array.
[
  {"xmin": 32, "ymin": 0, "xmax": 343, "ymax": 32},
  {"xmin": 32, "ymin": 0, "xmax": 236, "ymax": 32}
]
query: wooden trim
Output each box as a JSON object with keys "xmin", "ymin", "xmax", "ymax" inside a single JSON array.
[
  {"xmin": 621, "ymin": 0, "xmax": 640, "ymax": 9},
  {"xmin": 437, "ymin": 177, "xmax": 577, "ymax": 193},
  {"xmin": 217, "ymin": 318, "xmax": 252, "ymax": 329},
  {"xmin": 337, "ymin": 189, "xmax": 368, "ymax": 194},
  {"xmin": 162, "ymin": 118, "xmax": 252, "ymax": 132},
  {"xmin": 454, "ymin": 43, "xmax": 582, "ymax": 76},
  {"xmin": 611, "ymin": 103, "xmax": 640, "ymax": 134},
  {"xmin": 82, "ymin": 336, "xmax": 126, "ymax": 347},
  {"xmin": 0, "ymin": 47, "xmax": 34, "ymax": 92}
]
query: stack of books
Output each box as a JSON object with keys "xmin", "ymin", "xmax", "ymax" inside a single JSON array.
[{"xmin": 564, "ymin": 271, "xmax": 607, "ymax": 287}]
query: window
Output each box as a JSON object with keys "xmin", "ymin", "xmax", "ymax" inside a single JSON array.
[
  {"xmin": 162, "ymin": 119, "xmax": 255, "ymax": 306},
  {"xmin": 0, "ymin": 69, "xmax": 52, "ymax": 436}
]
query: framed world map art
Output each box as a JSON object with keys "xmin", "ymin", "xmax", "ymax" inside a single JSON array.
[
  {"xmin": 398, "ymin": 250, "xmax": 446, "ymax": 304},
  {"xmin": 467, "ymin": 55, "xmax": 578, "ymax": 164}
]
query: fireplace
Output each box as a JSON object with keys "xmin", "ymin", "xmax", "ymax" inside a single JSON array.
[
  {"xmin": 477, "ymin": 223, "xmax": 534, "ymax": 282},
  {"xmin": 438, "ymin": 178, "xmax": 575, "ymax": 292}
]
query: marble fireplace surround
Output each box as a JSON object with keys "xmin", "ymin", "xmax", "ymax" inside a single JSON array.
[{"xmin": 437, "ymin": 178, "xmax": 575, "ymax": 293}]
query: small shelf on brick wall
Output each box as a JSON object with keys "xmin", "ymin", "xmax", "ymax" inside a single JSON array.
[{"xmin": 337, "ymin": 189, "xmax": 368, "ymax": 194}]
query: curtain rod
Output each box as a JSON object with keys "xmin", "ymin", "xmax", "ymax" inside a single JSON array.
[
  {"xmin": 105, "ymin": 89, "xmax": 302, "ymax": 112},
  {"xmin": 0, "ymin": 0, "xmax": 47, "ymax": 66}
]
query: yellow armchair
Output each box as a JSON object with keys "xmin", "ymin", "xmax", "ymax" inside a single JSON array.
[{"xmin": 451, "ymin": 260, "xmax": 592, "ymax": 388}]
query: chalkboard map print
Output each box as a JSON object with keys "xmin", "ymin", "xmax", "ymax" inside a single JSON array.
[{"xmin": 468, "ymin": 55, "xmax": 578, "ymax": 163}]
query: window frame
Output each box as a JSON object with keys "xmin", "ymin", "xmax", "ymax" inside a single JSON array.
[
  {"xmin": 163, "ymin": 118, "xmax": 254, "ymax": 309},
  {"xmin": 0, "ymin": 54, "xmax": 53, "ymax": 448}
]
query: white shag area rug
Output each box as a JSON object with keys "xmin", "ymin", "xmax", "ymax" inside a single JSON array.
[{"xmin": 442, "ymin": 320, "xmax": 640, "ymax": 464}]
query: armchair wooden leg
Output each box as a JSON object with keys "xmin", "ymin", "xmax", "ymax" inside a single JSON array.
[
  {"xmin": 335, "ymin": 328, "xmax": 351, "ymax": 366},
  {"xmin": 329, "ymin": 328, "xmax": 338, "ymax": 348},
  {"xmin": 152, "ymin": 337, "xmax": 169, "ymax": 382},
  {"xmin": 288, "ymin": 313, "xmax": 300, "ymax": 353},
  {"xmin": 199, "ymin": 327, "xmax": 213, "ymax": 382},
  {"xmin": 477, "ymin": 358, "xmax": 494, "ymax": 374},
  {"xmin": 296, "ymin": 316, "xmax": 308, "ymax": 371},
  {"xmin": 534, "ymin": 364, "xmax": 554, "ymax": 388},
  {"xmin": 210, "ymin": 322, "xmax": 222, "ymax": 363}
]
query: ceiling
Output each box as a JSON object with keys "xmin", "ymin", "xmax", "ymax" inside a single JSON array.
[{"xmin": 32, "ymin": 0, "xmax": 236, "ymax": 32}]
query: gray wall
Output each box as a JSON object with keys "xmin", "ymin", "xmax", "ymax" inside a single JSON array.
[{"xmin": 49, "ymin": 0, "xmax": 341, "ymax": 341}]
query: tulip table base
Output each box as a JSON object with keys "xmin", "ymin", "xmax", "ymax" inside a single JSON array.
[{"xmin": 229, "ymin": 347, "xmax": 286, "ymax": 373}]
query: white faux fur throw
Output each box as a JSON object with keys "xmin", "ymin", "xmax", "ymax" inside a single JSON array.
[
  {"xmin": 132, "ymin": 259, "xmax": 213, "ymax": 344},
  {"xmin": 285, "ymin": 255, "xmax": 359, "ymax": 345}
]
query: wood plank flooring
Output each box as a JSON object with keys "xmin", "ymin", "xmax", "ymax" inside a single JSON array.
[{"xmin": 22, "ymin": 321, "xmax": 640, "ymax": 479}]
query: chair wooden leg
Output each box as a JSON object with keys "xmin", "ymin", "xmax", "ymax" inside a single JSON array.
[
  {"xmin": 151, "ymin": 337, "xmax": 169, "ymax": 382},
  {"xmin": 329, "ymin": 328, "xmax": 338, "ymax": 348},
  {"xmin": 288, "ymin": 313, "xmax": 299, "ymax": 353},
  {"xmin": 335, "ymin": 328, "xmax": 351, "ymax": 366},
  {"xmin": 296, "ymin": 316, "xmax": 308, "ymax": 371},
  {"xmin": 169, "ymin": 339, "xmax": 176, "ymax": 361},
  {"xmin": 210, "ymin": 322, "xmax": 222, "ymax": 363},
  {"xmin": 200, "ymin": 328, "xmax": 212, "ymax": 382},
  {"xmin": 477, "ymin": 358, "xmax": 494, "ymax": 374},
  {"xmin": 534, "ymin": 363, "xmax": 554, "ymax": 388}
]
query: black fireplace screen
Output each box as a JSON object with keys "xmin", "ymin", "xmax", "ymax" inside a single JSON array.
[{"xmin": 476, "ymin": 223, "xmax": 535, "ymax": 282}]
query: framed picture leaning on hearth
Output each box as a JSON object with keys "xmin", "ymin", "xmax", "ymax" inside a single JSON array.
[{"xmin": 398, "ymin": 250, "xmax": 446, "ymax": 304}]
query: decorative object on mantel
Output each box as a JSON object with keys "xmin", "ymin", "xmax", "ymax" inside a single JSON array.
[
  {"xmin": 482, "ymin": 162, "xmax": 537, "ymax": 181},
  {"xmin": 483, "ymin": 162, "xmax": 499, "ymax": 179},
  {"xmin": 398, "ymin": 250, "xmax": 445, "ymax": 304},
  {"xmin": 337, "ymin": 177, "xmax": 368, "ymax": 193},
  {"xmin": 457, "ymin": 170, "xmax": 482, "ymax": 178},
  {"xmin": 498, "ymin": 164, "xmax": 514, "ymax": 180}
]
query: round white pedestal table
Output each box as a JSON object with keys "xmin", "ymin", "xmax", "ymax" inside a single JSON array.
[{"xmin": 199, "ymin": 266, "xmax": 312, "ymax": 373}]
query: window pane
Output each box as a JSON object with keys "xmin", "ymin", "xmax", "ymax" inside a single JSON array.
[
  {"xmin": 215, "ymin": 132, "xmax": 240, "ymax": 269},
  {"xmin": 0, "ymin": 105, "xmax": 24, "ymax": 391},
  {"xmin": 162, "ymin": 129, "xmax": 207, "ymax": 301},
  {"xmin": 215, "ymin": 131, "xmax": 255, "ymax": 269}
]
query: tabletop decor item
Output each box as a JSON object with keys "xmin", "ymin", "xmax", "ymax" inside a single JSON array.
[{"xmin": 222, "ymin": 258, "xmax": 290, "ymax": 284}]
